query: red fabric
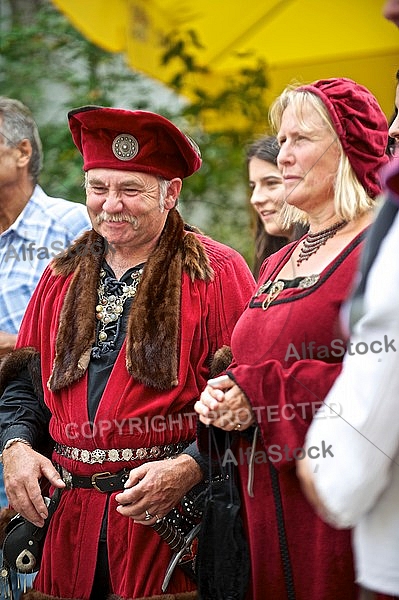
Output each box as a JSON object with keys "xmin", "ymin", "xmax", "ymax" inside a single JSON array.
[
  {"xmin": 15, "ymin": 235, "xmax": 255, "ymax": 600},
  {"xmin": 227, "ymin": 232, "xmax": 367, "ymax": 600},
  {"xmin": 382, "ymin": 159, "xmax": 399, "ymax": 204},
  {"xmin": 298, "ymin": 78, "xmax": 389, "ymax": 198},
  {"xmin": 68, "ymin": 106, "xmax": 202, "ymax": 179}
]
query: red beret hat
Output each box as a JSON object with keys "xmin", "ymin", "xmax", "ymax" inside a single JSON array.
[
  {"xmin": 68, "ymin": 105, "xmax": 202, "ymax": 179},
  {"xmin": 297, "ymin": 78, "xmax": 389, "ymax": 198}
]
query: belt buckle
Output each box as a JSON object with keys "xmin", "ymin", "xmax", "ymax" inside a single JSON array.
[
  {"xmin": 91, "ymin": 471, "xmax": 112, "ymax": 492},
  {"xmin": 61, "ymin": 466, "xmax": 73, "ymax": 489}
]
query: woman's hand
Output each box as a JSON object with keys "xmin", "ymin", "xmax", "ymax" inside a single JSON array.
[{"xmin": 194, "ymin": 375, "xmax": 255, "ymax": 431}]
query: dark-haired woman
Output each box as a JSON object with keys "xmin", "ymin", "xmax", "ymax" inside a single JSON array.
[{"xmin": 247, "ymin": 135, "xmax": 306, "ymax": 278}]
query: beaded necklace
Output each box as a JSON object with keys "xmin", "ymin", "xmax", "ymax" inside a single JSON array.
[{"xmin": 297, "ymin": 220, "xmax": 346, "ymax": 266}]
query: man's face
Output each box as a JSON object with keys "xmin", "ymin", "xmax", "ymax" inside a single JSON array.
[
  {"xmin": 85, "ymin": 168, "xmax": 177, "ymax": 253},
  {"xmin": 86, "ymin": 168, "xmax": 166, "ymax": 248},
  {"xmin": 0, "ymin": 121, "xmax": 20, "ymax": 191},
  {"xmin": 383, "ymin": 0, "xmax": 399, "ymax": 27}
]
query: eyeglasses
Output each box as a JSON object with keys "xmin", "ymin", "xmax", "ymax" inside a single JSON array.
[{"xmin": 388, "ymin": 143, "xmax": 399, "ymax": 158}]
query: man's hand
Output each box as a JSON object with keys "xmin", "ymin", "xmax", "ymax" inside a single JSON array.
[
  {"xmin": 2, "ymin": 442, "xmax": 65, "ymax": 527},
  {"xmin": 115, "ymin": 454, "xmax": 203, "ymax": 524},
  {"xmin": 0, "ymin": 330, "xmax": 17, "ymax": 357}
]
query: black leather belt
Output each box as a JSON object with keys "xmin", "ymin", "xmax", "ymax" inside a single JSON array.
[{"xmin": 58, "ymin": 465, "xmax": 130, "ymax": 492}]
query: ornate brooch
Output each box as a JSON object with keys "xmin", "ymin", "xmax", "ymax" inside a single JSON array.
[
  {"xmin": 253, "ymin": 273, "xmax": 320, "ymax": 311},
  {"xmin": 93, "ymin": 268, "xmax": 143, "ymax": 355}
]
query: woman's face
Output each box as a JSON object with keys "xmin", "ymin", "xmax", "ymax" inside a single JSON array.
[
  {"xmin": 248, "ymin": 156, "xmax": 288, "ymax": 237},
  {"xmin": 277, "ymin": 103, "xmax": 340, "ymax": 218}
]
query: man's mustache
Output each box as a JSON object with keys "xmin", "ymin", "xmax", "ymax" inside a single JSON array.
[{"xmin": 96, "ymin": 211, "xmax": 138, "ymax": 226}]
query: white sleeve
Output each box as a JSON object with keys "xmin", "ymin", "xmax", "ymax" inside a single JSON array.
[{"xmin": 305, "ymin": 212, "xmax": 399, "ymax": 527}]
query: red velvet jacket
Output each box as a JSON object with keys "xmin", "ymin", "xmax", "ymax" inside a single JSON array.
[{"xmin": 6, "ymin": 224, "xmax": 254, "ymax": 600}]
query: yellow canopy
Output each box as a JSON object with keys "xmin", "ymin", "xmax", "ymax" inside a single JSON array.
[{"xmin": 51, "ymin": 0, "xmax": 399, "ymax": 126}]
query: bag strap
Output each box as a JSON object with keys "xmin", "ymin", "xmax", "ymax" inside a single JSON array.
[
  {"xmin": 47, "ymin": 486, "xmax": 62, "ymax": 519},
  {"xmin": 207, "ymin": 426, "xmax": 235, "ymax": 500},
  {"xmin": 32, "ymin": 486, "xmax": 63, "ymax": 543},
  {"xmin": 268, "ymin": 461, "xmax": 296, "ymax": 600}
]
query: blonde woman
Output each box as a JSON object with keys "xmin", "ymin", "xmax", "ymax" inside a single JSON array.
[{"xmin": 196, "ymin": 78, "xmax": 389, "ymax": 600}]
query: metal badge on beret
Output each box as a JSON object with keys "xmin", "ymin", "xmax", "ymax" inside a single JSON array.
[{"xmin": 112, "ymin": 133, "xmax": 139, "ymax": 161}]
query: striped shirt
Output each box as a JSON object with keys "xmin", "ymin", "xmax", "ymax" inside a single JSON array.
[{"xmin": 0, "ymin": 184, "xmax": 91, "ymax": 333}]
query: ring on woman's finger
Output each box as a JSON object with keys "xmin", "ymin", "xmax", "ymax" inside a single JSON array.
[
  {"xmin": 155, "ymin": 514, "xmax": 162, "ymax": 521},
  {"xmin": 234, "ymin": 423, "xmax": 241, "ymax": 431},
  {"xmin": 144, "ymin": 510, "xmax": 153, "ymax": 521}
]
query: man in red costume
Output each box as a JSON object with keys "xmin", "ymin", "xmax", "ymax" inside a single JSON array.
[{"xmin": 0, "ymin": 106, "xmax": 255, "ymax": 600}]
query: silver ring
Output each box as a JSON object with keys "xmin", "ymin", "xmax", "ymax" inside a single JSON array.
[
  {"xmin": 234, "ymin": 423, "xmax": 241, "ymax": 431},
  {"xmin": 144, "ymin": 510, "xmax": 153, "ymax": 521}
]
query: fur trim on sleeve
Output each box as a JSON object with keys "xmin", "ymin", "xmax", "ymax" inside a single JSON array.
[
  {"xmin": 0, "ymin": 507, "xmax": 17, "ymax": 545},
  {"xmin": 20, "ymin": 591, "xmax": 197, "ymax": 600},
  {"xmin": 20, "ymin": 593, "xmax": 81, "ymax": 600},
  {"xmin": 209, "ymin": 345, "xmax": 233, "ymax": 377},
  {"xmin": 0, "ymin": 347, "xmax": 43, "ymax": 400}
]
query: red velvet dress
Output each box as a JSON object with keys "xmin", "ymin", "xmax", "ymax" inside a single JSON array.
[
  {"xmin": 227, "ymin": 232, "xmax": 366, "ymax": 600},
  {"xmin": 14, "ymin": 235, "xmax": 255, "ymax": 600}
]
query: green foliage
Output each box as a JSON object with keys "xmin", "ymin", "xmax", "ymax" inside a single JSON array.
[
  {"xmin": 0, "ymin": 0, "xmax": 159, "ymax": 201},
  {"xmin": 159, "ymin": 28, "xmax": 270, "ymax": 260},
  {"xmin": 0, "ymin": 0, "xmax": 271, "ymax": 265},
  {"xmin": 38, "ymin": 122, "xmax": 86, "ymax": 203}
]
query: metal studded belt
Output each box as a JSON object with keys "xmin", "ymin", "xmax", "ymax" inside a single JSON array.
[{"xmin": 54, "ymin": 441, "xmax": 191, "ymax": 465}]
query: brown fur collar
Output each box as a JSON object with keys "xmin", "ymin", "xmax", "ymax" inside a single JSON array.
[{"xmin": 48, "ymin": 208, "xmax": 213, "ymax": 392}]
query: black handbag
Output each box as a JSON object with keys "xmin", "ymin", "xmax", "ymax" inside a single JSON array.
[
  {"xmin": 2, "ymin": 487, "xmax": 62, "ymax": 576},
  {"xmin": 196, "ymin": 427, "xmax": 250, "ymax": 600}
]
